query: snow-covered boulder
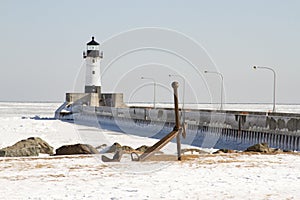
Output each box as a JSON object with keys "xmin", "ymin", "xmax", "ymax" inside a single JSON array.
[
  {"xmin": 213, "ymin": 149, "xmax": 236, "ymax": 154},
  {"xmin": 0, "ymin": 146, "xmax": 40, "ymax": 157},
  {"xmin": 0, "ymin": 137, "xmax": 53, "ymax": 157},
  {"xmin": 106, "ymin": 142, "xmax": 138, "ymax": 153},
  {"xmin": 135, "ymin": 145, "xmax": 149, "ymax": 152},
  {"xmin": 245, "ymin": 143, "xmax": 270, "ymax": 153},
  {"xmin": 106, "ymin": 142, "xmax": 122, "ymax": 153},
  {"xmin": 55, "ymin": 144, "xmax": 99, "ymax": 155}
]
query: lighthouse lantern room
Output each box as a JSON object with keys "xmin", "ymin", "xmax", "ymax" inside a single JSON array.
[{"xmin": 83, "ymin": 36, "xmax": 103, "ymax": 94}]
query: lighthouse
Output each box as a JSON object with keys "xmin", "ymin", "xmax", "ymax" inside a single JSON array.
[
  {"xmin": 83, "ymin": 36, "xmax": 103, "ymax": 94},
  {"xmin": 55, "ymin": 36, "xmax": 125, "ymax": 119}
]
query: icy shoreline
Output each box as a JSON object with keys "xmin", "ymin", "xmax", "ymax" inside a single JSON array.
[
  {"xmin": 0, "ymin": 102, "xmax": 300, "ymax": 199},
  {"xmin": 1, "ymin": 153, "xmax": 299, "ymax": 199}
]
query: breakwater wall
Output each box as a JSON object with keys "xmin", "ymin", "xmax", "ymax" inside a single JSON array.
[{"xmin": 57, "ymin": 105, "xmax": 300, "ymax": 151}]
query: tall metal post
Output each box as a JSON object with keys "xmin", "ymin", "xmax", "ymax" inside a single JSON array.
[
  {"xmin": 141, "ymin": 77, "xmax": 156, "ymax": 108},
  {"xmin": 204, "ymin": 71, "xmax": 224, "ymax": 110},
  {"xmin": 253, "ymin": 66, "xmax": 276, "ymax": 112},
  {"xmin": 172, "ymin": 81, "xmax": 181, "ymax": 161}
]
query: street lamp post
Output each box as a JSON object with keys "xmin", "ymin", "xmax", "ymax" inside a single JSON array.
[
  {"xmin": 204, "ymin": 70, "xmax": 224, "ymax": 110},
  {"xmin": 253, "ymin": 66, "xmax": 276, "ymax": 112},
  {"xmin": 141, "ymin": 77, "xmax": 156, "ymax": 108}
]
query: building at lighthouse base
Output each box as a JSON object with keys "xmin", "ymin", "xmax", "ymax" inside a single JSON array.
[{"xmin": 65, "ymin": 92, "xmax": 125, "ymax": 108}]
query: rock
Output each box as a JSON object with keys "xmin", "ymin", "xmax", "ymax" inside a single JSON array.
[
  {"xmin": 181, "ymin": 148, "xmax": 209, "ymax": 154},
  {"xmin": 121, "ymin": 145, "xmax": 135, "ymax": 152},
  {"xmin": 283, "ymin": 149, "xmax": 293, "ymax": 153},
  {"xmin": 95, "ymin": 144, "xmax": 109, "ymax": 153},
  {"xmin": 245, "ymin": 143, "xmax": 270, "ymax": 153},
  {"xmin": 213, "ymin": 149, "xmax": 236, "ymax": 154},
  {"xmin": 106, "ymin": 142, "xmax": 122, "ymax": 153},
  {"xmin": 55, "ymin": 144, "xmax": 99, "ymax": 155},
  {"xmin": 0, "ymin": 137, "xmax": 53, "ymax": 157},
  {"xmin": 0, "ymin": 146, "xmax": 40, "ymax": 157},
  {"xmin": 95, "ymin": 144, "xmax": 107, "ymax": 150},
  {"xmin": 270, "ymin": 148, "xmax": 283, "ymax": 153},
  {"xmin": 106, "ymin": 143, "xmax": 150, "ymax": 153},
  {"xmin": 28, "ymin": 137, "xmax": 53, "ymax": 154},
  {"xmin": 135, "ymin": 145, "xmax": 149, "ymax": 152}
]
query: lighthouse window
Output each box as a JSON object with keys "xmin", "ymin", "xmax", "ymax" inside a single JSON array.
[
  {"xmin": 92, "ymin": 71, "xmax": 95, "ymax": 74},
  {"xmin": 92, "ymin": 59, "xmax": 95, "ymax": 63}
]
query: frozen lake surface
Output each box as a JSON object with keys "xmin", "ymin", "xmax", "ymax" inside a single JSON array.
[{"xmin": 0, "ymin": 102, "xmax": 300, "ymax": 199}]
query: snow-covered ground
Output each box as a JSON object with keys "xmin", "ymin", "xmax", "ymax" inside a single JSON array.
[{"xmin": 0, "ymin": 102, "xmax": 300, "ymax": 199}]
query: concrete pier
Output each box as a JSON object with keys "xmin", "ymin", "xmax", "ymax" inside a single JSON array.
[{"xmin": 56, "ymin": 105, "xmax": 300, "ymax": 151}]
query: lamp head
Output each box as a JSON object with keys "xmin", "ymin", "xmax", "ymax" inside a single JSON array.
[{"xmin": 253, "ymin": 66, "xmax": 257, "ymax": 69}]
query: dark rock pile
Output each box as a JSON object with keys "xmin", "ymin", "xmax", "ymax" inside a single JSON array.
[
  {"xmin": 106, "ymin": 142, "xmax": 122, "ymax": 153},
  {"xmin": 55, "ymin": 144, "xmax": 99, "ymax": 155},
  {"xmin": 95, "ymin": 144, "xmax": 107, "ymax": 150},
  {"xmin": 213, "ymin": 149, "xmax": 237, "ymax": 154},
  {"xmin": 135, "ymin": 145, "xmax": 149, "ymax": 152},
  {"xmin": 181, "ymin": 148, "xmax": 210, "ymax": 154},
  {"xmin": 0, "ymin": 137, "xmax": 54, "ymax": 157},
  {"xmin": 105, "ymin": 142, "xmax": 151, "ymax": 153},
  {"xmin": 213, "ymin": 143, "xmax": 289, "ymax": 154},
  {"xmin": 122, "ymin": 145, "xmax": 135, "ymax": 152},
  {"xmin": 244, "ymin": 143, "xmax": 271, "ymax": 153},
  {"xmin": 245, "ymin": 143, "xmax": 285, "ymax": 153}
]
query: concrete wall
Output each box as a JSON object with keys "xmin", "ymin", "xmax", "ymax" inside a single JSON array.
[
  {"xmin": 66, "ymin": 92, "xmax": 126, "ymax": 108},
  {"xmin": 66, "ymin": 93, "xmax": 100, "ymax": 107},
  {"xmin": 89, "ymin": 106, "xmax": 300, "ymax": 134},
  {"xmin": 59, "ymin": 94, "xmax": 300, "ymax": 134},
  {"xmin": 101, "ymin": 93, "xmax": 126, "ymax": 108}
]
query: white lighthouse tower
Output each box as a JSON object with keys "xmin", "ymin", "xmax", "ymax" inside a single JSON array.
[
  {"xmin": 83, "ymin": 36, "xmax": 103, "ymax": 94},
  {"xmin": 55, "ymin": 36, "xmax": 125, "ymax": 118}
]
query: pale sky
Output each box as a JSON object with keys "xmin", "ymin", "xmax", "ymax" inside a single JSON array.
[{"xmin": 0, "ymin": 0, "xmax": 299, "ymax": 104}]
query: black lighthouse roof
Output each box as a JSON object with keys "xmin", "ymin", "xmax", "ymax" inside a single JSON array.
[{"xmin": 87, "ymin": 36, "xmax": 99, "ymax": 45}]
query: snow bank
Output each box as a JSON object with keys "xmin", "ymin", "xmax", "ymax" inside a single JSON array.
[{"xmin": 0, "ymin": 102, "xmax": 299, "ymax": 199}]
